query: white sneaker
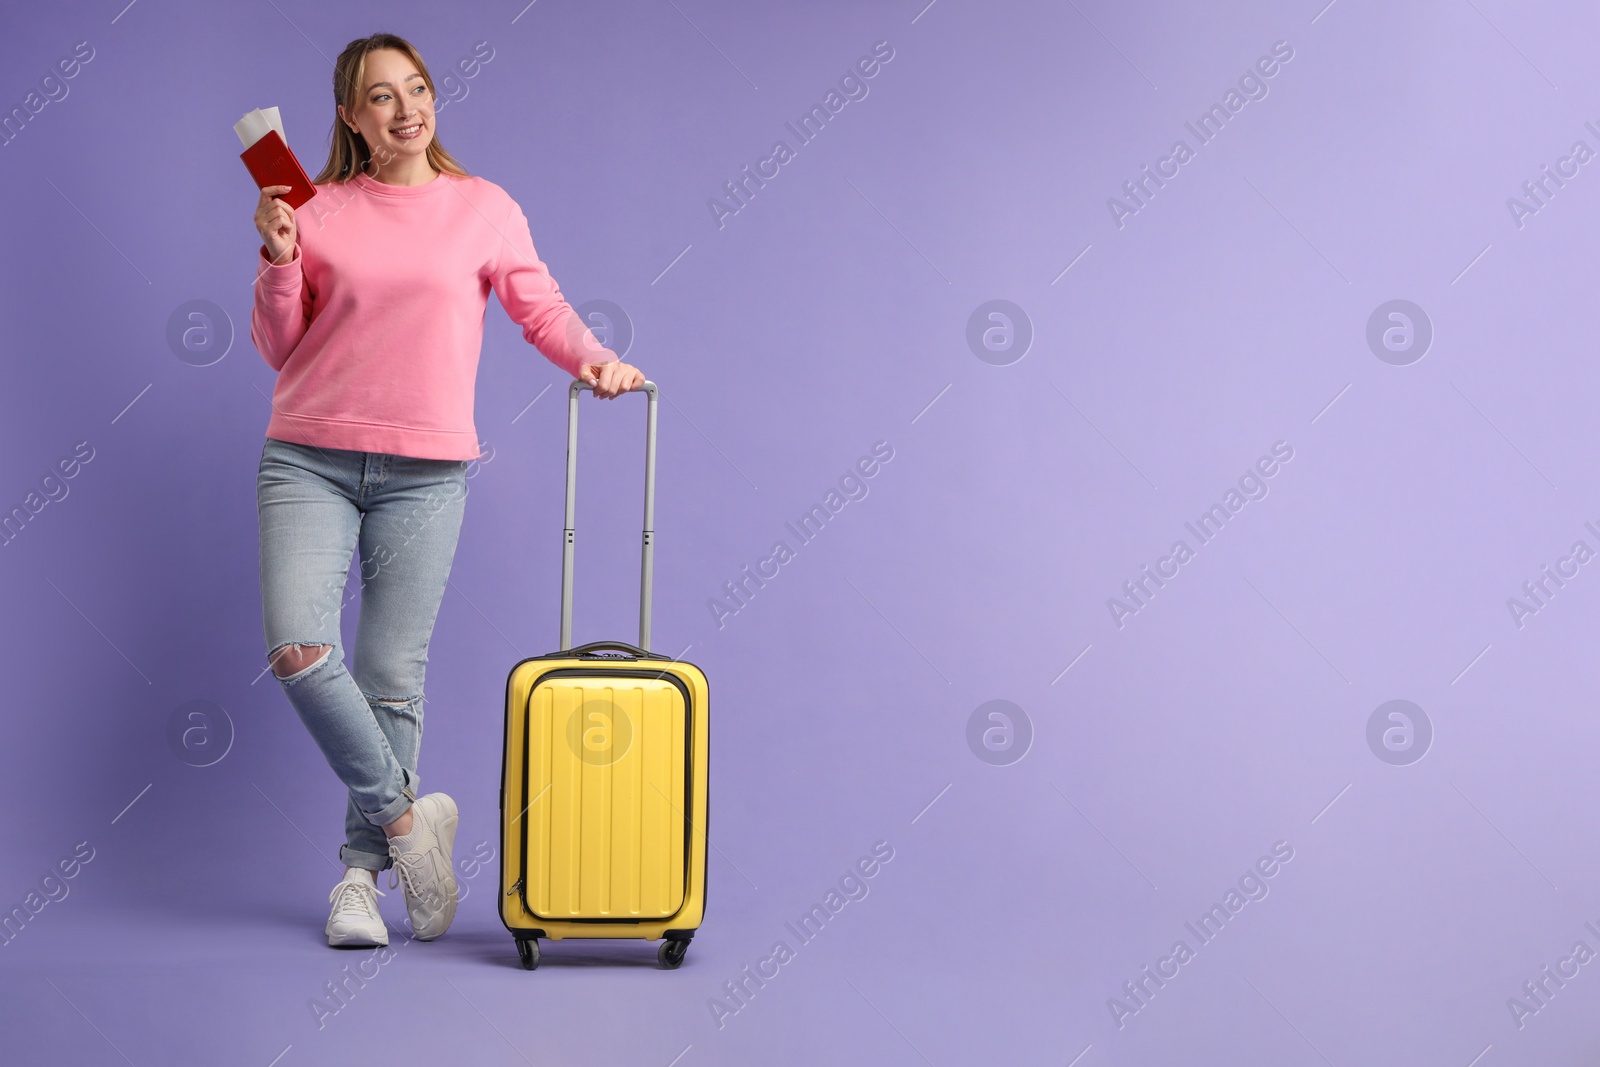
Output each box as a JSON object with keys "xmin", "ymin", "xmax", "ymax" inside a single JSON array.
[
  {"xmin": 388, "ymin": 793, "xmax": 459, "ymax": 941},
  {"xmin": 326, "ymin": 868, "xmax": 388, "ymax": 947}
]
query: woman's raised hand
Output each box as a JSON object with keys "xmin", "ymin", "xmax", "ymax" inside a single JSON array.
[{"xmin": 254, "ymin": 185, "xmax": 299, "ymax": 266}]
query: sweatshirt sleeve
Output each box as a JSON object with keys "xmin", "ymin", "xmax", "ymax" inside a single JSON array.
[
  {"xmin": 489, "ymin": 199, "xmax": 617, "ymax": 380},
  {"xmin": 250, "ymin": 244, "xmax": 311, "ymax": 372}
]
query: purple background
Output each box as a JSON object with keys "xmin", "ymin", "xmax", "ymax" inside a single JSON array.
[{"xmin": 1, "ymin": 0, "xmax": 1595, "ymax": 1063}]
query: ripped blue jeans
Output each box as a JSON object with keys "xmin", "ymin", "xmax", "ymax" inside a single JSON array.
[{"xmin": 256, "ymin": 436, "xmax": 468, "ymax": 871}]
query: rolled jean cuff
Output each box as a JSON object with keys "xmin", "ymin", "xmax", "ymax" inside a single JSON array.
[
  {"xmin": 340, "ymin": 844, "xmax": 393, "ymax": 872},
  {"xmin": 363, "ymin": 772, "xmax": 417, "ymax": 830}
]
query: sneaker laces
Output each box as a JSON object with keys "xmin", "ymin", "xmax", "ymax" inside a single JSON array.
[
  {"xmin": 390, "ymin": 854, "xmax": 452, "ymax": 937},
  {"xmin": 387, "ymin": 848, "xmax": 443, "ymax": 904},
  {"xmin": 328, "ymin": 876, "xmax": 385, "ymax": 917}
]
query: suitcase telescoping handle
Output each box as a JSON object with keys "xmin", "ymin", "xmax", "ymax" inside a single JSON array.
[{"xmin": 559, "ymin": 378, "xmax": 658, "ymax": 653}]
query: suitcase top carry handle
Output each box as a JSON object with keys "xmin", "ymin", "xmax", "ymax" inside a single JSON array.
[
  {"xmin": 565, "ymin": 639, "xmax": 655, "ymax": 659},
  {"xmin": 560, "ymin": 378, "xmax": 658, "ymax": 653}
]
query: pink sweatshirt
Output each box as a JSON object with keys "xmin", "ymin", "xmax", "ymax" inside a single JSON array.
[{"xmin": 250, "ymin": 169, "xmax": 616, "ymax": 461}]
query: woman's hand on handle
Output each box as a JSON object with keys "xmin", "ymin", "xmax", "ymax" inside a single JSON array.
[
  {"xmin": 581, "ymin": 360, "xmax": 645, "ymax": 400},
  {"xmin": 254, "ymin": 185, "xmax": 298, "ymax": 266}
]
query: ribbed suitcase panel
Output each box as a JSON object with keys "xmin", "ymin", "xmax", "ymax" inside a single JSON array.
[{"xmin": 524, "ymin": 677, "xmax": 687, "ymax": 919}]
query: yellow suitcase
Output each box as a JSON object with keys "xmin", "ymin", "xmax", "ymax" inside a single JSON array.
[{"xmin": 499, "ymin": 380, "xmax": 709, "ymax": 970}]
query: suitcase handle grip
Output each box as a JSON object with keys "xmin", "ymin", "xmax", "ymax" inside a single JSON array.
[
  {"xmin": 559, "ymin": 379, "xmax": 658, "ymax": 653},
  {"xmin": 566, "ymin": 640, "xmax": 654, "ymax": 659}
]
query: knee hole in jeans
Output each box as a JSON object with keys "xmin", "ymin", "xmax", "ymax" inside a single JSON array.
[{"xmin": 269, "ymin": 642, "xmax": 333, "ymax": 680}]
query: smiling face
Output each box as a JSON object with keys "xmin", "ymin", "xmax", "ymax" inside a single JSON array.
[{"xmin": 338, "ymin": 47, "xmax": 436, "ymax": 174}]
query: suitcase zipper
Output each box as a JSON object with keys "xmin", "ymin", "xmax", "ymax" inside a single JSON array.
[{"xmin": 507, "ymin": 878, "xmax": 523, "ymax": 897}]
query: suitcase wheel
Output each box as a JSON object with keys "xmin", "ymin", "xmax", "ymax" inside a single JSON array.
[
  {"xmin": 517, "ymin": 938, "xmax": 540, "ymax": 971},
  {"xmin": 657, "ymin": 938, "xmax": 689, "ymax": 969}
]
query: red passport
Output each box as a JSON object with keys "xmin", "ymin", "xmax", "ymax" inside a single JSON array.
[{"xmin": 240, "ymin": 128, "xmax": 317, "ymax": 209}]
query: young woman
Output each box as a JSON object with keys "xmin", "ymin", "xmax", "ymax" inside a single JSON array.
[{"xmin": 251, "ymin": 32, "xmax": 644, "ymax": 947}]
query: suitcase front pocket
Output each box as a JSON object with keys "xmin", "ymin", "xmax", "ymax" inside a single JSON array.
[{"xmin": 520, "ymin": 671, "xmax": 692, "ymax": 921}]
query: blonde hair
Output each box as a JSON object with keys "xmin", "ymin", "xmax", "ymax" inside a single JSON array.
[{"xmin": 313, "ymin": 33, "xmax": 471, "ymax": 184}]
